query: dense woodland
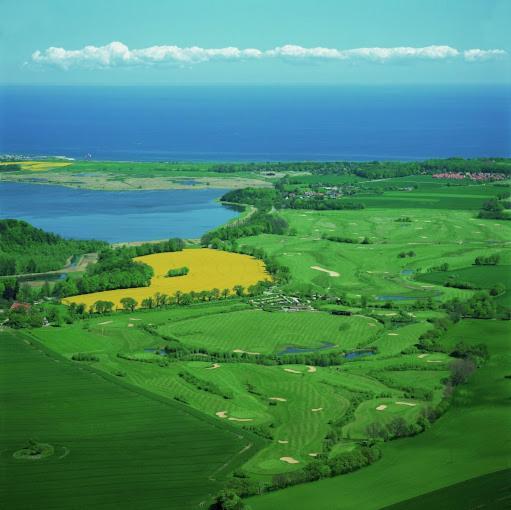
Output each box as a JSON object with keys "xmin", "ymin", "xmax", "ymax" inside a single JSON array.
[
  {"xmin": 208, "ymin": 158, "xmax": 511, "ymax": 178},
  {"xmin": 0, "ymin": 220, "xmax": 107, "ymax": 276},
  {"xmin": 201, "ymin": 210, "xmax": 290, "ymax": 245}
]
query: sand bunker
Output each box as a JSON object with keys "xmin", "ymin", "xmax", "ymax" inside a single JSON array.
[
  {"xmin": 307, "ymin": 366, "xmax": 317, "ymax": 373},
  {"xmin": 308, "ymin": 453, "xmax": 319, "ymax": 457},
  {"xmin": 98, "ymin": 321, "xmax": 113, "ymax": 325},
  {"xmin": 418, "ymin": 353, "xmax": 428, "ymax": 359},
  {"xmin": 311, "ymin": 407, "xmax": 323, "ymax": 412},
  {"xmin": 128, "ymin": 323, "xmax": 134, "ymax": 328},
  {"xmin": 129, "ymin": 318, "xmax": 141, "ymax": 321},
  {"xmin": 376, "ymin": 405, "xmax": 387, "ymax": 411},
  {"xmin": 284, "ymin": 368, "xmax": 302, "ymax": 374},
  {"xmin": 207, "ymin": 363, "xmax": 220, "ymax": 370},
  {"xmin": 427, "ymin": 360, "xmax": 443, "ymax": 363},
  {"xmin": 310, "ymin": 266, "xmax": 340, "ymax": 277},
  {"xmin": 396, "ymin": 401, "xmax": 417, "ymax": 407},
  {"xmin": 368, "ymin": 323, "xmax": 376, "ymax": 327},
  {"xmin": 215, "ymin": 411, "xmax": 228, "ymax": 419},
  {"xmin": 269, "ymin": 397, "xmax": 287, "ymax": 402},
  {"xmin": 228, "ymin": 417, "xmax": 254, "ymax": 422},
  {"xmin": 388, "ymin": 333, "xmax": 399, "ymax": 336},
  {"xmin": 280, "ymin": 456, "xmax": 300, "ymax": 464},
  {"xmin": 278, "ymin": 440, "xmax": 289, "ymax": 444},
  {"xmin": 233, "ymin": 349, "xmax": 261, "ymax": 355}
]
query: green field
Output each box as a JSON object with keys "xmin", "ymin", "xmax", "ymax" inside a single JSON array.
[
  {"xmin": 158, "ymin": 309, "xmax": 382, "ymax": 354},
  {"xmin": 240, "ymin": 207, "xmax": 510, "ymax": 300},
  {"xmin": 30, "ymin": 304, "xmax": 449, "ymax": 479},
  {"xmin": 0, "ymin": 330, "xmax": 259, "ymax": 509},
  {"xmin": 3, "ymin": 162, "xmax": 510, "ymax": 509},
  {"xmin": 383, "ymin": 469, "xmax": 511, "ymax": 510},
  {"xmin": 247, "ymin": 319, "xmax": 511, "ymax": 509}
]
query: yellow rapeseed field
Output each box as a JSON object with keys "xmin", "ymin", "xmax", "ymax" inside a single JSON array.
[
  {"xmin": 0, "ymin": 161, "xmax": 72, "ymax": 171},
  {"xmin": 63, "ymin": 248, "xmax": 270, "ymax": 310}
]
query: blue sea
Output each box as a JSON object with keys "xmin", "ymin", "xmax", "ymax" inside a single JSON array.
[
  {"xmin": 0, "ymin": 85, "xmax": 509, "ymax": 160},
  {"xmin": 0, "ymin": 182, "xmax": 238, "ymax": 243}
]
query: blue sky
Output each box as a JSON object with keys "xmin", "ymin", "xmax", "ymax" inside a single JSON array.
[{"xmin": 1, "ymin": 0, "xmax": 510, "ymax": 84}]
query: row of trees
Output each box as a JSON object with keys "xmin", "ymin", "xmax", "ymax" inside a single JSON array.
[
  {"xmin": 85, "ymin": 283, "xmax": 269, "ymax": 315},
  {"xmin": 212, "ymin": 445, "xmax": 382, "ymax": 508},
  {"xmin": 208, "ymin": 158, "xmax": 511, "ymax": 179}
]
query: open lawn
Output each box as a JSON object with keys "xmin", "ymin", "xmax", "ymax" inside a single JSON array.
[
  {"xmin": 159, "ymin": 309, "xmax": 381, "ymax": 355},
  {"xmin": 33, "ymin": 308, "xmax": 450, "ymax": 479},
  {"xmin": 383, "ymin": 469, "xmax": 511, "ymax": 510},
  {"xmin": 0, "ymin": 330, "xmax": 259, "ymax": 510},
  {"xmin": 63, "ymin": 248, "xmax": 269, "ymax": 310},
  {"xmin": 240, "ymin": 208, "xmax": 510, "ymax": 302},
  {"xmin": 247, "ymin": 319, "xmax": 511, "ymax": 509}
]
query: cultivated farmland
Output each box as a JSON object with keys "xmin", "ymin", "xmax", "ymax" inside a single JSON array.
[
  {"xmin": 63, "ymin": 248, "xmax": 269, "ymax": 309},
  {"xmin": 0, "ymin": 330, "xmax": 259, "ymax": 509}
]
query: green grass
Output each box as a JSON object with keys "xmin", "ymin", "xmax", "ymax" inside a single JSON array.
[
  {"xmin": 32, "ymin": 308, "xmax": 450, "ymax": 479},
  {"xmin": 158, "ymin": 310, "xmax": 382, "ymax": 354},
  {"xmin": 383, "ymin": 469, "xmax": 511, "ymax": 510},
  {"xmin": 240, "ymin": 208, "xmax": 510, "ymax": 302},
  {"xmin": 0, "ymin": 330, "xmax": 259, "ymax": 510},
  {"xmin": 415, "ymin": 264, "xmax": 511, "ymax": 289},
  {"xmin": 247, "ymin": 319, "xmax": 511, "ymax": 509}
]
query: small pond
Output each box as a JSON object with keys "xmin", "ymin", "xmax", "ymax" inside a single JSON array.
[
  {"xmin": 344, "ymin": 350, "xmax": 375, "ymax": 360},
  {"xmin": 144, "ymin": 348, "xmax": 167, "ymax": 355}
]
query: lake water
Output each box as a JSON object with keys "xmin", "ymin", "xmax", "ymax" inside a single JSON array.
[
  {"xmin": 0, "ymin": 182, "xmax": 238, "ymax": 242},
  {"xmin": 1, "ymin": 85, "xmax": 509, "ymax": 160}
]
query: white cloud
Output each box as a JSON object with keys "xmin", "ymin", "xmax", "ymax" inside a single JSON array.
[
  {"xmin": 31, "ymin": 42, "xmax": 507, "ymax": 69},
  {"xmin": 464, "ymin": 48, "xmax": 507, "ymax": 61}
]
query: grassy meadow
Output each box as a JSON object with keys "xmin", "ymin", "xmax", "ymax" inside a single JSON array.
[
  {"xmin": 240, "ymin": 207, "xmax": 510, "ymax": 300},
  {"xmin": 32, "ymin": 301, "xmax": 448, "ymax": 478},
  {"xmin": 0, "ymin": 329, "xmax": 260, "ymax": 510},
  {"xmin": 248, "ymin": 319, "xmax": 511, "ymax": 509},
  {"xmin": 63, "ymin": 248, "xmax": 269, "ymax": 309},
  {"xmin": 159, "ymin": 309, "xmax": 382, "ymax": 354},
  {"xmin": 3, "ymin": 163, "xmax": 510, "ymax": 509}
]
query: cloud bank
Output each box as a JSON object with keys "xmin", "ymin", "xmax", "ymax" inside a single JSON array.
[{"xmin": 31, "ymin": 42, "xmax": 507, "ymax": 69}]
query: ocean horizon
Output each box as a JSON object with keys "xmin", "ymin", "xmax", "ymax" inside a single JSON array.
[{"xmin": 0, "ymin": 84, "xmax": 509, "ymax": 162}]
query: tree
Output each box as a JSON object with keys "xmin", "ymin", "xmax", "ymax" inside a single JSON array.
[
  {"xmin": 222, "ymin": 288, "xmax": 230, "ymax": 299},
  {"xmin": 366, "ymin": 422, "xmax": 389, "ymax": 441},
  {"xmin": 141, "ymin": 297, "xmax": 155, "ymax": 309},
  {"xmin": 450, "ymin": 358, "xmax": 476, "ymax": 386},
  {"xmin": 386, "ymin": 417, "xmax": 410, "ymax": 438},
  {"xmin": 233, "ymin": 285, "xmax": 245, "ymax": 297},
  {"xmin": 120, "ymin": 297, "xmax": 137, "ymax": 312},
  {"xmin": 210, "ymin": 489, "xmax": 245, "ymax": 510}
]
